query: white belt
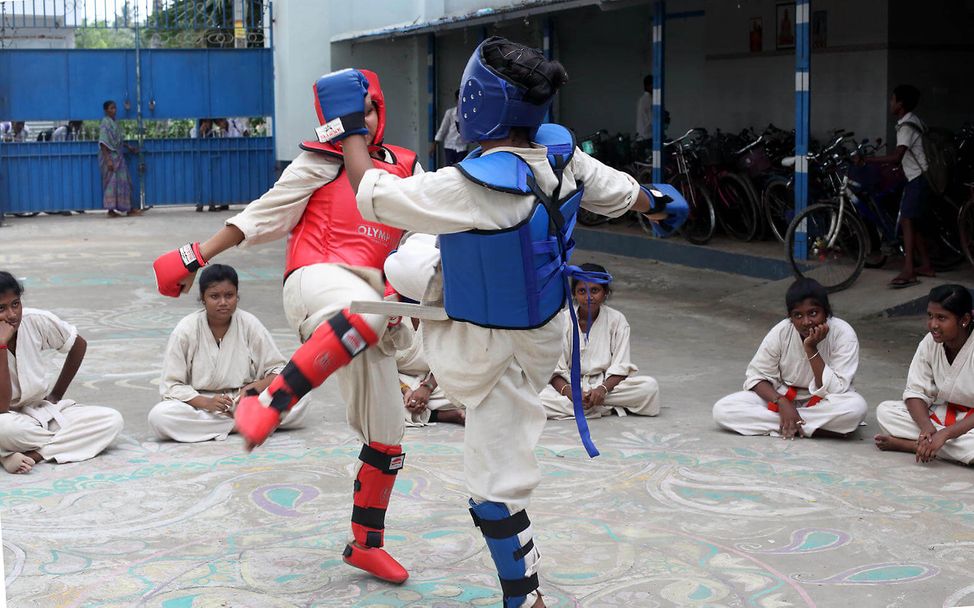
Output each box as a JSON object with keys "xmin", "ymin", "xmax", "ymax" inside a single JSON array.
[{"xmin": 21, "ymin": 400, "xmax": 72, "ymax": 430}]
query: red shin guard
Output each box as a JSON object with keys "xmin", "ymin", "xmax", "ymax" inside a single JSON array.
[
  {"xmin": 342, "ymin": 442, "xmax": 408, "ymax": 583},
  {"xmin": 236, "ymin": 309, "xmax": 378, "ymax": 446}
]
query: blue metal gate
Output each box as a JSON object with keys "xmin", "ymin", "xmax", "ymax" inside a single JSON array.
[{"xmin": 0, "ymin": 0, "xmax": 275, "ymax": 215}]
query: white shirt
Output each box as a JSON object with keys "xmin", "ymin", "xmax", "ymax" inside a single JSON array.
[
  {"xmin": 4, "ymin": 308, "xmax": 78, "ymax": 409},
  {"xmin": 744, "ymin": 317, "xmax": 860, "ymax": 399},
  {"xmin": 636, "ymin": 91, "xmax": 653, "ymax": 141},
  {"xmin": 895, "ymin": 111, "xmax": 928, "ymax": 181},
  {"xmin": 435, "ymin": 106, "xmax": 465, "ymax": 152},
  {"xmin": 160, "ymin": 309, "xmax": 286, "ymax": 403},
  {"xmin": 903, "ymin": 332, "xmax": 974, "ymax": 407},
  {"xmin": 551, "ymin": 305, "xmax": 639, "ymax": 383}
]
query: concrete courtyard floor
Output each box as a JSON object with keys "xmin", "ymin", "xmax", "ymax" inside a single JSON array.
[{"xmin": 1, "ymin": 208, "xmax": 974, "ymax": 608}]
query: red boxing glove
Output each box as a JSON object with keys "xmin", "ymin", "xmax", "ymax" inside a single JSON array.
[
  {"xmin": 235, "ymin": 393, "xmax": 282, "ymax": 448},
  {"xmin": 153, "ymin": 243, "xmax": 207, "ymax": 297}
]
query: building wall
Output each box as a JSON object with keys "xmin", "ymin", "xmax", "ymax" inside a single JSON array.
[
  {"xmin": 283, "ymin": 0, "xmax": 972, "ymax": 164},
  {"xmin": 700, "ymin": 0, "xmax": 890, "ymax": 144},
  {"xmin": 555, "ymin": 4, "xmax": 656, "ymax": 139},
  {"xmin": 331, "ymin": 37, "xmax": 428, "ymax": 158},
  {"xmin": 887, "ymin": 0, "xmax": 974, "ymax": 140},
  {"xmin": 272, "ymin": 0, "xmax": 424, "ymax": 161}
]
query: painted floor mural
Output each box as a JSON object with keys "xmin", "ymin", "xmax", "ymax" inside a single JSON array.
[
  {"xmin": 1, "ymin": 210, "xmax": 973, "ymax": 607},
  {"xmin": 5, "ymin": 421, "xmax": 974, "ymax": 607}
]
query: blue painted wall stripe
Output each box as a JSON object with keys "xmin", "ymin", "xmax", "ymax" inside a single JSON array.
[
  {"xmin": 651, "ymin": 0, "xmax": 665, "ymax": 183},
  {"xmin": 427, "ymin": 33, "xmax": 437, "ymax": 171},
  {"xmin": 793, "ymin": 0, "xmax": 811, "ymax": 260}
]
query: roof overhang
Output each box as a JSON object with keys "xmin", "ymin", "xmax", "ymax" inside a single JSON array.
[{"xmin": 331, "ymin": 0, "xmax": 647, "ymax": 44}]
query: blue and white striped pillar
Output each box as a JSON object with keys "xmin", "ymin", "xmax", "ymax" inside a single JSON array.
[
  {"xmin": 793, "ymin": 0, "xmax": 811, "ymax": 259},
  {"xmin": 651, "ymin": 0, "xmax": 665, "ymax": 183},
  {"xmin": 427, "ymin": 33, "xmax": 438, "ymax": 171},
  {"xmin": 544, "ymin": 17, "xmax": 554, "ymax": 123}
]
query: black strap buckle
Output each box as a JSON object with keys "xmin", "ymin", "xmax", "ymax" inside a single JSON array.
[
  {"xmin": 358, "ymin": 444, "xmax": 405, "ymax": 474},
  {"xmin": 469, "ymin": 508, "xmax": 531, "ymax": 539},
  {"xmin": 500, "ymin": 572, "xmax": 540, "ymax": 598}
]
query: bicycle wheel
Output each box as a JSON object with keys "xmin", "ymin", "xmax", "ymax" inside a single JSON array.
[
  {"xmin": 762, "ymin": 178, "xmax": 793, "ymax": 243},
  {"xmin": 577, "ymin": 209, "xmax": 612, "ymax": 227},
  {"xmin": 670, "ymin": 174, "xmax": 716, "ymax": 244},
  {"xmin": 714, "ymin": 172, "xmax": 760, "ymax": 241},
  {"xmin": 925, "ymin": 193, "xmax": 965, "ymax": 270},
  {"xmin": 785, "ymin": 203, "xmax": 867, "ymax": 293},
  {"xmin": 959, "ymin": 198, "xmax": 974, "ymax": 268}
]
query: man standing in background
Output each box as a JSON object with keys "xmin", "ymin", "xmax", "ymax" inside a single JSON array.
[
  {"xmin": 431, "ymin": 90, "xmax": 466, "ymax": 166},
  {"xmin": 636, "ymin": 74, "xmax": 653, "ymax": 143}
]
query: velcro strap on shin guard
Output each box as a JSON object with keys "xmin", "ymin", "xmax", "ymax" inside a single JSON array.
[
  {"xmin": 328, "ymin": 311, "xmax": 373, "ymax": 358},
  {"xmin": 469, "ymin": 500, "xmax": 540, "ymax": 606},
  {"xmin": 359, "ymin": 442, "xmax": 406, "ymax": 474},
  {"xmin": 352, "ymin": 442, "xmax": 404, "ymax": 548}
]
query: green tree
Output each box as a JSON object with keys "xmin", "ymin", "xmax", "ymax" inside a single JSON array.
[{"xmin": 75, "ymin": 20, "xmax": 136, "ymax": 49}]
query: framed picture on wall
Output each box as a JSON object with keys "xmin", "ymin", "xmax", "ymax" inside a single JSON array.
[
  {"xmin": 776, "ymin": 3, "xmax": 796, "ymax": 50},
  {"xmin": 812, "ymin": 10, "xmax": 827, "ymax": 49},
  {"xmin": 749, "ymin": 17, "xmax": 763, "ymax": 53}
]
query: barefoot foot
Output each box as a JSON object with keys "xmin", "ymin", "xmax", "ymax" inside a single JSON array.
[
  {"xmin": 2, "ymin": 452, "xmax": 35, "ymax": 474},
  {"xmin": 874, "ymin": 434, "xmax": 916, "ymax": 454},
  {"xmin": 436, "ymin": 409, "xmax": 466, "ymax": 426}
]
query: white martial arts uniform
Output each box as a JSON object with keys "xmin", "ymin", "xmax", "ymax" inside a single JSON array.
[
  {"xmin": 0, "ymin": 308, "xmax": 123, "ymax": 465},
  {"xmin": 226, "ymin": 149, "xmax": 422, "ymax": 447},
  {"xmin": 712, "ymin": 317, "xmax": 867, "ymax": 436},
  {"xmin": 877, "ymin": 333, "xmax": 974, "ymax": 464},
  {"xmin": 394, "ymin": 322, "xmax": 463, "ymax": 426},
  {"xmin": 149, "ymin": 309, "xmax": 310, "ymax": 442},
  {"xmin": 360, "ymin": 143, "xmax": 640, "ymax": 606},
  {"xmin": 359, "ymin": 145, "xmax": 637, "ymax": 504},
  {"xmin": 540, "ymin": 305, "xmax": 659, "ymax": 419}
]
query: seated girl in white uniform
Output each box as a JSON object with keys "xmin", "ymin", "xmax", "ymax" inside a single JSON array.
[
  {"xmin": 713, "ymin": 278, "xmax": 867, "ymax": 439},
  {"xmin": 875, "ymin": 284, "xmax": 974, "ymax": 464},
  {"xmin": 149, "ymin": 264, "xmax": 309, "ymax": 442},
  {"xmin": 540, "ymin": 263, "xmax": 659, "ymax": 420},
  {"xmin": 0, "ymin": 271, "xmax": 123, "ymax": 474},
  {"xmin": 396, "ymin": 319, "xmax": 465, "ymax": 426}
]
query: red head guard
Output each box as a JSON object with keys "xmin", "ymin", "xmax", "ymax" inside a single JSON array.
[{"xmin": 304, "ymin": 69, "xmax": 386, "ymax": 155}]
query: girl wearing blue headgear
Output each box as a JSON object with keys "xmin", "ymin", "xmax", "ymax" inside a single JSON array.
[
  {"xmin": 313, "ymin": 36, "xmax": 684, "ymax": 608},
  {"xmin": 540, "ymin": 263, "xmax": 660, "ymax": 420}
]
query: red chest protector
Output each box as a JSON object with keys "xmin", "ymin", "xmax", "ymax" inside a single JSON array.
[{"xmin": 284, "ymin": 143, "xmax": 417, "ymax": 279}]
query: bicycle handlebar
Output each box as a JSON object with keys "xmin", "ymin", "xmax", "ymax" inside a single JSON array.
[
  {"xmin": 735, "ymin": 135, "xmax": 764, "ymax": 156},
  {"xmin": 664, "ymin": 127, "xmax": 706, "ymax": 147}
]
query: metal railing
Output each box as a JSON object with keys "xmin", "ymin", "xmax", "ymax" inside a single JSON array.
[{"xmin": 1, "ymin": 0, "xmax": 268, "ymax": 48}]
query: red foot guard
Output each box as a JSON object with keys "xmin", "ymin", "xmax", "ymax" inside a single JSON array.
[
  {"xmin": 343, "ymin": 442, "xmax": 408, "ymax": 583},
  {"xmin": 342, "ymin": 543, "xmax": 408, "ymax": 584},
  {"xmin": 234, "ymin": 394, "xmax": 282, "ymax": 448}
]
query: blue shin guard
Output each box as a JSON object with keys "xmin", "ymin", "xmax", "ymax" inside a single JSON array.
[{"xmin": 469, "ymin": 500, "xmax": 539, "ymax": 608}]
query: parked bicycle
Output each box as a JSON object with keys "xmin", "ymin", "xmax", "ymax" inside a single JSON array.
[
  {"xmin": 785, "ymin": 138, "xmax": 964, "ymax": 292},
  {"xmin": 645, "ymin": 128, "xmax": 716, "ymax": 244}
]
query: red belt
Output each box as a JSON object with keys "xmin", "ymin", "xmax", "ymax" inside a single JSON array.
[
  {"xmin": 767, "ymin": 386, "xmax": 822, "ymax": 412},
  {"xmin": 930, "ymin": 402, "xmax": 973, "ymax": 427}
]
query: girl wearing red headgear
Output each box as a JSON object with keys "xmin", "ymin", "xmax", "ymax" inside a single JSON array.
[{"xmin": 152, "ymin": 70, "xmax": 419, "ymax": 584}]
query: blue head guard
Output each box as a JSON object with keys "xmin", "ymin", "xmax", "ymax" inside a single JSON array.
[{"xmin": 457, "ymin": 37, "xmax": 553, "ymax": 142}]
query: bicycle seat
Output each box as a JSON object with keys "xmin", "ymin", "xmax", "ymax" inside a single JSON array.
[{"xmin": 781, "ymin": 156, "xmax": 797, "ymax": 168}]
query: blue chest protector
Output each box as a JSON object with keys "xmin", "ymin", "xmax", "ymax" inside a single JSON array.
[{"xmin": 440, "ymin": 123, "xmax": 607, "ymax": 457}]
